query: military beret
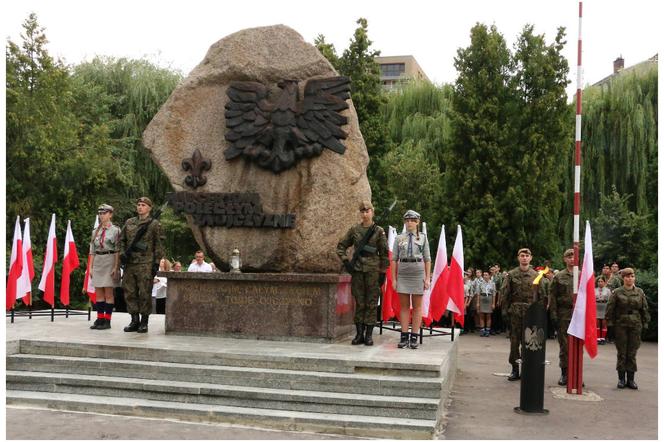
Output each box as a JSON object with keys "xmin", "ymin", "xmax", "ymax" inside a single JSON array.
[
  {"xmin": 97, "ymin": 203, "xmax": 114, "ymax": 212},
  {"xmin": 517, "ymin": 248, "xmax": 532, "ymax": 256},
  {"xmin": 403, "ymin": 209, "xmax": 421, "ymax": 220},
  {"xmin": 358, "ymin": 201, "xmax": 374, "ymax": 211},
  {"xmin": 563, "ymin": 249, "xmax": 574, "ymax": 258},
  {"xmin": 620, "ymin": 267, "xmax": 635, "ymax": 276},
  {"xmin": 137, "ymin": 196, "xmax": 153, "ymax": 207}
]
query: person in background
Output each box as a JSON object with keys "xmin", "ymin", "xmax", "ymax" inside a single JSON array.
[
  {"xmin": 597, "ymin": 263, "xmax": 611, "ymax": 285},
  {"xmin": 152, "ymin": 258, "xmax": 171, "ymax": 315},
  {"xmin": 461, "ymin": 272, "xmax": 472, "ymax": 335},
  {"xmin": 172, "ymin": 261, "xmax": 182, "ymax": 272},
  {"xmin": 490, "ymin": 265, "xmax": 504, "ymax": 334},
  {"xmin": 606, "ymin": 268, "xmax": 649, "ymax": 389},
  {"xmin": 188, "ymin": 250, "xmax": 213, "ymax": 272},
  {"xmin": 477, "ymin": 271, "xmax": 496, "ymax": 337},
  {"xmin": 391, "ymin": 210, "xmax": 431, "ymax": 349},
  {"xmin": 89, "ymin": 204, "xmax": 121, "ymax": 330},
  {"xmin": 608, "ymin": 262, "xmax": 623, "ymax": 290},
  {"xmin": 549, "ymin": 249, "xmax": 575, "ymax": 386},
  {"xmin": 595, "ymin": 276, "xmax": 611, "ymax": 345}
]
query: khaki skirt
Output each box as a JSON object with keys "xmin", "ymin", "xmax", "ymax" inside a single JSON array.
[
  {"xmin": 479, "ymin": 294, "xmax": 494, "ymax": 313},
  {"xmin": 92, "ymin": 253, "xmax": 119, "ymax": 288},
  {"xmin": 396, "ymin": 261, "xmax": 425, "ymax": 295}
]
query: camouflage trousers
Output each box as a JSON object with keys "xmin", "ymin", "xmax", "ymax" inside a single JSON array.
[
  {"xmin": 508, "ymin": 303, "xmax": 529, "ymax": 365},
  {"xmin": 614, "ymin": 325, "xmax": 642, "ymax": 372},
  {"xmin": 122, "ymin": 263, "xmax": 153, "ymax": 316},
  {"xmin": 556, "ymin": 318, "xmax": 571, "ymax": 369},
  {"xmin": 351, "ymin": 271, "xmax": 380, "ymax": 326}
]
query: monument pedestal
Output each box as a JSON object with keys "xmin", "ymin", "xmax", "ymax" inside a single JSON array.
[{"xmin": 162, "ymin": 272, "xmax": 353, "ymax": 342}]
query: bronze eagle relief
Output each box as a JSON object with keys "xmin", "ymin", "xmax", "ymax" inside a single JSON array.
[{"xmin": 224, "ymin": 77, "xmax": 351, "ymax": 173}]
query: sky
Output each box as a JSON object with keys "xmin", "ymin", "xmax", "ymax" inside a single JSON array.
[{"xmin": 2, "ymin": 0, "xmax": 661, "ymax": 98}]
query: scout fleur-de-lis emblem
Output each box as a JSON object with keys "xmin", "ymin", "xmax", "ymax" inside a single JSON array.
[
  {"xmin": 524, "ymin": 326, "xmax": 545, "ymax": 351},
  {"xmin": 182, "ymin": 148, "xmax": 211, "ymax": 189}
]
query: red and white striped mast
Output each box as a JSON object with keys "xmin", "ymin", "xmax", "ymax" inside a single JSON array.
[{"xmin": 568, "ymin": 0, "xmax": 584, "ymax": 395}]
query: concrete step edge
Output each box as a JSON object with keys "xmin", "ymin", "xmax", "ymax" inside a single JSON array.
[{"xmin": 7, "ymin": 371, "xmax": 440, "ymax": 408}]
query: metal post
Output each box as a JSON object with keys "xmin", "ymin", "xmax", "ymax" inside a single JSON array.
[
  {"xmin": 50, "ymin": 307, "xmax": 55, "ymax": 322},
  {"xmin": 11, "ymin": 308, "xmax": 15, "ymax": 324},
  {"xmin": 450, "ymin": 311, "xmax": 455, "ymax": 341}
]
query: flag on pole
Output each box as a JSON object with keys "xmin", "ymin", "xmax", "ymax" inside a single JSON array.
[
  {"xmin": 568, "ymin": 221, "xmax": 598, "ymax": 358},
  {"xmin": 429, "ymin": 225, "xmax": 450, "ymax": 322},
  {"xmin": 6, "ymin": 216, "xmax": 23, "ymax": 310},
  {"xmin": 381, "ymin": 226, "xmax": 400, "ymax": 321},
  {"xmin": 60, "ymin": 220, "xmax": 80, "ymax": 306},
  {"xmin": 38, "ymin": 214, "xmax": 58, "ymax": 307},
  {"xmin": 83, "ymin": 215, "xmax": 99, "ymax": 302},
  {"xmin": 421, "ymin": 222, "xmax": 434, "ymax": 326},
  {"xmin": 17, "ymin": 218, "xmax": 35, "ymax": 305},
  {"xmin": 446, "ymin": 226, "xmax": 465, "ymax": 326}
]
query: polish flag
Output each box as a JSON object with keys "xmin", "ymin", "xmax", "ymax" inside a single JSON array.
[
  {"xmin": 6, "ymin": 216, "xmax": 23, "ymax": 310},
  {"xmin": 568, "ymin": 221, "xmax": 598, "ymax": 358},
  {"xmin": 446, "ymin": 226, "xmax": 465, "ymax": 326},
  {"xmin": 382, "ymin": 226, "xmax": 400, "ymax": 321},
  {"xmin": 38, "ymin": 214, "xmax": 58, "ymax": 307},
  {"xmin": 421, "ymin": 222, "xmax": 434, "ymax": 326},
  {"xmin": 429, "ymin": 225, "xmax": 450, "ymax": 322},
  {"xmin": 17, "ymin": 218, "xmax": 35, "ymax": 305},
  {"xmin": 83, "ymin": 215, "xmax": 99, "ymax": 302},
  {"xmin": 60, "ymin": 220, "xmax": 80, "ymax": 306}
]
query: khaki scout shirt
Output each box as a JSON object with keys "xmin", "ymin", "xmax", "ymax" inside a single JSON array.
[
  {"xmin": 120, "ymin": 216, "xmax": 165, "ymax": 265},
  {"xmin": 336, "ymin": 223, "xmax": 389, "ymax": 273},
  {"xmin": 392, "ymin": 232, "xmax": 431, "ymax": 262},
  {"xmin": 549, "ymin": 268, "xmax": 574, "ymax": 322},
  {"xmin": 606, "ymin": 286, "xmax": 650, "ymax": 328},
  {"xmin": 89, "ymin": 224, "xmax": 121, "ymax": 254},
  {"xmin": 502, "ymin": 266, "xmax": 544, "ymax": 311}
]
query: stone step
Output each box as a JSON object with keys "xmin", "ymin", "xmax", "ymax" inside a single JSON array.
[
  {"xmin": 8, "ymin": 354, "xmax": 444, "ymax": 399},
  {"xmin": 7, "ymin": 371, "xmax": 439, "ymax": 420},
  {"xmin": 6, "ymin": 390, "xmax": 436, "ymax": 439},
  {"xmin": 17, "ymin": 339, "xmax": 441, "ymax": 377}
]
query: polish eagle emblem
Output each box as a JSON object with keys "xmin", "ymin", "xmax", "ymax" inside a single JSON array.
[
  {"xmin": 524, "ymin": 326, "xmax": 546, "ymax": 351},
  {"xmin": 224, "ymin": 77, "xmax": 351, "ymax": 173}
]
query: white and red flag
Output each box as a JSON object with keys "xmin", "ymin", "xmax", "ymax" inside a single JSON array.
[
  {"xmin": 446, "ymin": 226, "xmax": 465, "ymax": 326},
  {"xmin": 17, "ymin": 218, "xmax": 35, "ymax": 305},
  {"xmin": 568, "ymin": 221, "xmax": 598, "ymax": 358},
  {"xmin": 421, "ymin": 222, "xmax": 434, "ymax": 326},
  {"xmin": 429, "ymin": 225, "xmax": 450, "ymax": 323},
  {"xmin": 38, "ymin": 214, "xmax": 58, "ymax": 307},
  {"xmin": 381, "ymin": 226, "xmax": 400, "ymax": 321},
  {"xmin": 60, "ymin": 220, "xmax": 80, "ymax": 306},
  {"xmin": 83, "ymin": 215, "xmax": 99, "ymax": 302},
  {"xmin": 6, "ymin": 216, "xmax": 24, "ymax": 310}
]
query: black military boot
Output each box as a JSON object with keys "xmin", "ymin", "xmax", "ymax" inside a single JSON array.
[
  {"xmin": 626, "ymin": 371, "xmax": 638, "ymax": 389},
  {"xmin": 137, "ymin": 314, "xmax": 149, "ymax": 333},
  {"xmin": 123, "ymin": 314, "xmax": 140, "ymax": 332},
  {"xmin": 410, "ymin": 333, "xmax": 419, "ymax": 349},
  {"xmin": 97, "ymin": 318, "xmax": 111, "ymax": 330},
  {"xmin": 397, "ymin": 332, "xmax": 410, "ymax": 348},
  {"xmin": 364, "ymin": 325, "xmax": 374, "ymax": 346},
  {"xmin": 558, "ymin": 367, "xmax": 568, "ymax": 386},
  {"xmin": 508, "ymin": 364, "xmax": 520, "ymax": 381},
  {"xmin": 351, "ymin": 323, "xmax": 365, "ymax": 345},
  {"xmin": 89, "ymin": 318, "xmax": 102, "ymax": 330},
  {"xmin": 617, "ymin": 371, "xmax": 626, "ymax": 389}
]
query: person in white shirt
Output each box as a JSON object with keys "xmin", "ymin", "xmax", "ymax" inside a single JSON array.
[
  {"xmin": 152, "ymin": 258, "xmax": 170, "ymax": 314},
  {"xmin": 188, "ymin": 250, "xmax": 213, "ymax": 272}
]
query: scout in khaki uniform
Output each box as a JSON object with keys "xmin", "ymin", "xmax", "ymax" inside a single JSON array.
[
  {"xmin": 501, "ymin": 248, "xmax": 544, "ymax": 381},
  {"xmin": 336, "ymin": 201, "xmax": 389, "ymax": 346},
  {"xmin": 606, "ymin": 268, "xmax": 650, "ymax": 389},
  {"xmin": 548, "ymin": 249, "xmax": 575, "ymax": 386},
  {"xmin": 120, "ymin": 197, "xmax": 164, "ymax": 334}
]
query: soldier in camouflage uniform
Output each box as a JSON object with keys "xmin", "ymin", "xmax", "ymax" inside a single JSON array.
[
  {"xmin": 337, "ymin": 201, "xmax": 389, "ymax": 346},
  {"xmin": 607, "ymin": 262, "xmax": 623, "ymax": 291},
  {"xmin": 606, "ymin": 267, "xmax": 649, "ymax": 389},
  {"xmin": 120, "ymin": 197, "xmax": 164, "ymax": 334},
  {"xmin": 502, "ymin": 248, "xmax": 543, "ymax": 381},
  {"xmin": 548, "ymin": 249, "xmax": 575, "ymax": 386}
]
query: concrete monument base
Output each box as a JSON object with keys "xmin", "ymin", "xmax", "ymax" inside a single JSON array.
[{"xmin": 162, "ymin": 272, "xmax": 353, "ymax": 342}]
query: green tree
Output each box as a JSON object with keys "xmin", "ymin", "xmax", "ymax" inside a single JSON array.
[{"xmin": 313, "ymin": 34, "xmax": 339, "ymax": 70}]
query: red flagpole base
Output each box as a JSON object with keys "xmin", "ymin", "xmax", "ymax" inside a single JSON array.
[{"xmin": 567, "ymin": 336, "xmax": 584, "ymax": 394}]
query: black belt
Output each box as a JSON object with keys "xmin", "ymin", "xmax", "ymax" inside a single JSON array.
[
  {"xmin": 399, "ymin": 258, "xmax": 422, "ymax": 262},
  {"xmin": 95, "ymin": 251, "xmax": 117, "ymax": 255}
]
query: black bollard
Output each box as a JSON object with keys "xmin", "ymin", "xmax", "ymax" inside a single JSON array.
[{"xmin": 514, "ymin": 300, "xmax": 549, "ymax": 414}]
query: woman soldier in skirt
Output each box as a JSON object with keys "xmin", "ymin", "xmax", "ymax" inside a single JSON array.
[
  {"xmin": 89, "ymin": 204, "xmax": 121, "ymax": 330},
  {"xmin": 391, "ymin": 210, "xmax": 431, "ymax": 349}
]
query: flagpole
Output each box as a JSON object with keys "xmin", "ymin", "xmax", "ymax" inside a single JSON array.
[{"xmin": 569, "ymin": 0, "xmax": 584, "ymax": 395}]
